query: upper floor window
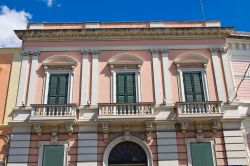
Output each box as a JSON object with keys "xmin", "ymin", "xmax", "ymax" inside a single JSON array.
[
  {"xmin": 174, "ymin": 53, "xmax": 209, "ymax": 102},
  {"xmin": 47, "ymin": 73, "xmax": 69, "ymax": 104},
  {"xmin": 108, "ymin": 53, "xmax": 143, "ymax": 103},
  {"xmin": 42, "ymin": 56, "xmax": 77, "ymax": 104},
  {"xmin": 116, "ymin": 73, "xmax": 136, "ymax": 103},
  {"xmin": 183, "ymin": 71, "xmax": 205, "ymax": 102}
]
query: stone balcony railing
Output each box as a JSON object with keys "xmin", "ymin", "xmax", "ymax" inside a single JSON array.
[
  {"xmin": 30, "ymin": 103, "xmax": 77, "ymax": 122},
  {"xmin": 176, "ymin": 101, "xmax": 223, "ymax": 119},
  {"xmin": 98, "ymin": 102, "xmax": 156, "ymax": 120}
]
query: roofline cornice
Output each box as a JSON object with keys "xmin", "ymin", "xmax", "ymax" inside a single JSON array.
[{"xmin": 15, "ymin": 27, "xmax": 234, "ymax": 41}]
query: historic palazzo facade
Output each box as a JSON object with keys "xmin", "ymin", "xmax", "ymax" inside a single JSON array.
[{"xmin": 0, "ymin": 21, "xmax": 249, "ymax": 166}]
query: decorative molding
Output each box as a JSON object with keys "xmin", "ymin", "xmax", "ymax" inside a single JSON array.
[
  {"xmin": 145, "ymin": 121, "xmax": 153, "ymax": 141},
  {"xmin": 23, "ymin": 44, "xmax": 226, "ymax": 53},
  {"xmin": 15, "ymin": 27, "xmax": 233, "ymax": 41},
  {"xmin": 123, "ymin": 124, "xmax": 131, "ymax": 141},
  {"xmin": 160, "ymin": 48, "xmax": 172, "ymax": 104},
  {"xmin": 34, "ymin": 123, "xmax": 41, "ymax": 136},
  {"xmin": 181, "ymin": 120, "xmax": 188, "ymax": 133},
  {"xmin": 66, "ymin": 123, "xmax": 73, "ymax": 136},
  {"xmin": 16, "ymin": 53, "xmax": 29, "ymax": 106},
  {"xmin": 80, "ymin": 50, "xmax": 90, "ymax": 105},
  {"xmin": 102, "ymin": 123, "xmax": 109, "ymax": 143},
  {"xmin": 196, "ymin": 133, "xmax": 204, "ymax": 142},
  {"xmin": 90, "ymin": 50, "xmax": 100, "ymax": 105},
  {"xmin": 210, "ymin": 49, "xmax": 226, "ymax": 102},
  {"xmin": 50, "ymin": 126, "xmax": 58, "ymax": 145},
  {"xmin": 151, "ymin": 49, "xmax": 162, "ymax": 105},
  {"xmin": 212, "ymin": 119, "xmax": 220, "ymax": 133}
]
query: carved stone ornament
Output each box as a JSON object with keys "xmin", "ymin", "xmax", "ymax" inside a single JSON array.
[
  {"xmin": 50, "ymin": 125, "xmax": 58, "ymax": 145},
  {"xmin": 66, "ymin": 123, "xmax": 73, "ymax": 136},
  {"xmin": 196, "ymin": 121, "xmax": 203, "ymax": 134},
  {"xmin": 196, "ymin": 133, "xmax": 204, "ymax": 142},
  {"xmin": 210, "ymin": 48, "xmax": 219, "ymax": 54},
  {"xmin": 145, "ymin": 121, "xmax": 153, "ymax": 141},
  {"xmin": 102, "ymin": 123, "xmax": 109, "ymax": 143},
  {"xmin": 212, "ymin": 119, "xmax": 220, "ymax": 133},
  {"xmin": 220, "ymin": 46, "xmax": 228, "ymax": 54},
  {"xmin": 34, "ymin": 123, "xmax": 41, "ymax": 136},
  {"xmin": 123, "ymin": 124, "xmax": 131, "ymax": 141},
  {"xmin": 181, "ymin": 120, "xmax": 188, "ymax": 133}
]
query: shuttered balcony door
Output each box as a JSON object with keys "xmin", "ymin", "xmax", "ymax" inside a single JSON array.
[{"xmin": 183, "ymin": 71, "xmax": 205, "ymax": 102}]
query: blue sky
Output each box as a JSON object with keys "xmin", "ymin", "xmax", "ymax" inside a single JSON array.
[
  {"xmin": 0, "ymin": 0, "xmax": 249, "ymax": 47},
  {"xmin": 1, "ymin": 0, "xmax": 250, "ymax": 30}
]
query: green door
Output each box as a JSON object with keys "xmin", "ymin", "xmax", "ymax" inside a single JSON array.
[
  {"xmin": 47, "ymin": 74, "xmax": 69, "ymax": 104},
  {"xmin": 183, "ymin": 71, "xmax": 205, "ymax": 102},
  {"xmin": 190, "ymin": 142, "xmax": 214, "ymax": 166},
  {"xmin": 42, "ymin": 145, "xmax": 64, "ymax": 166},
  {"xmin": 116, "ymin": 73, "xmax": 136, "ymax": 103}
]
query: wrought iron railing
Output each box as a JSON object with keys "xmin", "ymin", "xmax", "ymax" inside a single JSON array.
[
  {"xmin": 98, "ymin": 102, "xmax": 155, "ymax": 115},
  {"xmin": 30, "ymin": 104, "xmax": 77, "ymax": 117},
  {"xmin": 176, "ymin": 101, "xmax": 222, "ymax": 115}
]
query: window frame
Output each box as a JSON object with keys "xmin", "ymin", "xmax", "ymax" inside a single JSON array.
[
  {"xmin": 111, "ymin": 69, "xmax": 141, "ymax": 103},
  {"xmin": 178, "ymin": 68, "xmax": 209, "ymax": 102},
  {"xmin": 185, "ymin": 138, "xmax": 217, "ymax": 166},
  {"xmin": 37, "ymin": 141, "xmax": 68, "ymax": 166},
  {"xmin": 42, "ymin": 70, "xmax": 73, "ymax": 104}
]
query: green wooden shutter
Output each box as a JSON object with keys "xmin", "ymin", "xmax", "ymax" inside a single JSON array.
[
  {"xmin": 42, "ymin": 145, "xmax": 64, "ymax": 166},
  {"xmin": 48, "ymin": 74, "xmax": 69, "ymax": 104},
  {"xmin": 116, "ymin": 73, "xmax": 136, "ymax": 103},
  {"xmin": 183, "ymin": 72, "xmax": 204, "ymax": 102},
  {"xmin": 191, "ymin": 142, "xmax": 214, "ymax": 166}
]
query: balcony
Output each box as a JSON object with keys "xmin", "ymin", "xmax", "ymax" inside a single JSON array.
[
  {"xmin": 98, "ymin": 102, "xmax": 156, "ymax": 121},
  {"xmin": 30, "ymin": 104, "xmax": 77, "ymax": 123},
  {"xmin": 176, "ymin": 101, "xmax": 223, "ymax": 120}
]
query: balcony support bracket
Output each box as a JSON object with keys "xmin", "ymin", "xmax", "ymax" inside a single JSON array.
[
  {"xmin": 145, "ymin": 121, "xmax": 153, "ymax": 142},
  {"xmin": 102, "ymin": 123, "xmax": 109, "ymax": 143},
  {"xmin": 212, "ymin": 119, "xmax": 220, "ymax": 133},
  {"xmin": 181, "ymin": 120, "xmax": 188, "ymax": 133},
  {"xmin": 50, "ymin": 125, "xmax": 58, "ymax": 145},
  {"xmin": 123, "ymin": 124, "xmax": 131, "ymax": 141},
  {"xmin": 34, "ymin": 123, "xmax": 41, "ymax": 136},
  {"xmin": 66, "ymin": 123, "xmax": 74, "ymax": 136}
]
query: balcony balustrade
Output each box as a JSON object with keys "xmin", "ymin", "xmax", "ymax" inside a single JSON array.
[
  {"xmin": 176, "ymin": 101, "xmax": 222, "ymax": 119},
  {"xmin": 98, "ymin": 102, "xmax": 155, "ymax": 116},
  {"xmin": 30, "ymin": 104, "xmax": 77, "ymax": 122}
]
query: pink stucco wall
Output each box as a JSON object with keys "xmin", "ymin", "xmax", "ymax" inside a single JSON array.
[{"xmin": 231, "ymin": 60, "xmax": 250, "ymax": 100}]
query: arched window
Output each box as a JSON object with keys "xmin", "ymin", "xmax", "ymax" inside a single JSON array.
[{"xmin": 109, "ymin": 141, "xmax": 147, "ymax": 166}]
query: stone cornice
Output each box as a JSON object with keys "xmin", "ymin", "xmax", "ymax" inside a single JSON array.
[{"xmin": 15, "ymin": 27, "xmax": 234, "ymax": 41}]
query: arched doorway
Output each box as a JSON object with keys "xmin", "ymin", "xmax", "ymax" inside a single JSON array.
[{"xmin": 108, "ymin": 141, "xmax": 147, "ymax": 166}]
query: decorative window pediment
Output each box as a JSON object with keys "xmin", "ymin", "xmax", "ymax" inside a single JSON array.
[
  {"xmin": 174, "ymin": 53, "xmax": 208, "ymax": 64},
  {"xmin": 43, "ymin": 55, "xmax": 77, "ymax": 67},
  {"xmin": 108, "ymin": 53, "xmax": 143, "ymax": 69}
]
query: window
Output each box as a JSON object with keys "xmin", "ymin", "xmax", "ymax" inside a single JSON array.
[
  {"xmin": 43, "ymin": 71, "xmax": 73, "ymax": 104},
  {"xmin": 48, "ymin": 74, "xmax": 69, "ymax": 104},
  {"xmin": 38, "ymin": 141, "xmax": 68, "ymax": 166},
  {"xmin": 183, "ymin": 71, "xmax": 205, "ymax": 102},
  {"xmin": 179, "ymin": 69, "xmax": 209, "ymax": 102},
  {"xmin": 186, "ymin": 139, "xmax": 216, "ymax": 166},
  {"xmin": 112, "ymin": 70, "xmax": 141, "ymax": 103},
  {"xmin": 42, "ymin": 145, "xmax": 64, "ymax": 166},
  {"xmin": 116, "ymin": 73, "xmax": 136, "ymax": 103}
]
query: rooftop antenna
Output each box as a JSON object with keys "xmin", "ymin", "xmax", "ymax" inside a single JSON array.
[{"xmin": 199, "ymin": 0, "xmax": 206, "ymax": 21}]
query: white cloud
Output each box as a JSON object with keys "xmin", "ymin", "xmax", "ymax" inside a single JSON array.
[
  {"xmin": 0, "ymin": 6, "xmax": 31, "ymax": 48},
  {"xmin": 47, "ymin": 0, "xmax": 53, "ymax": 7}
]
